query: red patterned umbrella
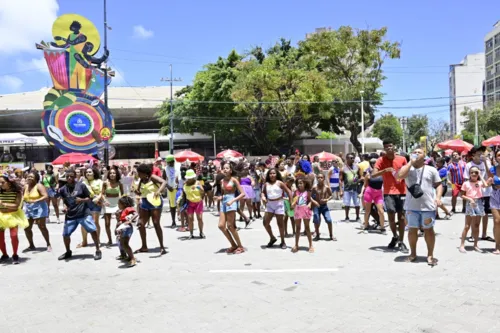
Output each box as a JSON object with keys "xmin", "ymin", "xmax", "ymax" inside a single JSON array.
[
  {"xmin": 482, "ymin": 135, "xmax": 500, "ymax": 147},
  {"xmin": 311, "ymin": 151, "xmax": 339, "ymax": 162},
  {"xmin": 437, "ymin": 139, "xmax": 473, "ymax": 153},
  {"xmin": 174, "ymin": 150, "xmax": 204, "ymax": 163},
  {"xmin": 216, "ymin": 149, "xmax": 243, "ymax": 159},
  {"xmin": 52, "ymin": 153, "xmax": 97, "ymax": 165}
]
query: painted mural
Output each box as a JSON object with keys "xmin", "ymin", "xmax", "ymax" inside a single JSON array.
[{"xmin": 36, "ymin": 13, "xmax": 114, "ymax": 156}]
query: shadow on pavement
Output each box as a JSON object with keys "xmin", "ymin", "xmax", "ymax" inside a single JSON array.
[
  {"xmin": 65, "ymin": 254, "xmax": 95, "ymax": 261},
  {"xmin": 394, "ymin": 255, "xmax": 440, "ymax": 265},
  {"xmin": 368, "ymin": 246, "xmax": 398, "ymax": 253}
]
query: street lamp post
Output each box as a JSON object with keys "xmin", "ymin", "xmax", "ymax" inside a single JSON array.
[
  {"xmin": 474, "ymin": 108, "xmax": 479, "ymax": 146},
  {"xmin": 400, "ymin": 116, "xmax": 408, "ymax": 153},
  {"xmin": 103, "ymin": 0, "xmax": 109, "ymax": 166},
  {"xmin": 160, "ymin": 65, "xmax": 182, "ymax": 154},
  {"xmin": 213, "ymin": 131, "xmax": 216, "ymax": 157},
  {"xmin": 360, "ymin": 90, "xmax": 365, "ymax": 154}
]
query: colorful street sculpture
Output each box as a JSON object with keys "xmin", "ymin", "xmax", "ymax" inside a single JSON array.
[{"xmin": 36, "ymin": 13, "xmax": 114, "ymax": 156}]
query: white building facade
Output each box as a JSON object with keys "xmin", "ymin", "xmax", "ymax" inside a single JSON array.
[
  {"xmin": 484, "ymin": 21, "xmax": 500, "ymax": 107},
  {"xmin": 449, "ymin": 53, "xmax": 485, "ymax": 136}
]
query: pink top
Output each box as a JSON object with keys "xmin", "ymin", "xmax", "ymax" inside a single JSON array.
[{"xmin": 461, "ymin": 181, "xmax": 483, "ymax": 199}]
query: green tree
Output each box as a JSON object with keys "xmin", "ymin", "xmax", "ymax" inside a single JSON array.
[
  {"xmin": 231, "ymin": 39, "xmax": 333, "ymax": 152},
  {"xmin": 157, "ymin": 27, "xmax": 401, "ymax": 154},
  {"xmin": 460, "ymin": 105, "xmax": 500, "ymax": 144},
  {"xmin": 316, "ymin": 131, "xmax": 337, "ymax": 139},
  {"xmin": 299, "ymin": 26, "xmax": 401, "ymax": 152},
  {"xmin": 372, "ymin": 114, "xmax": 403, "ymax": 146},
  {"xmin": 157, "ymin": 50, "xmax": 245, "ymax": 149},
  {"xmin": 406, "ymin": 115, "xmax": 429, "ymax": 146}
]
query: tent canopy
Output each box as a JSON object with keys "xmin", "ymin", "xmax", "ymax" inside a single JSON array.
[{"xmin": 0, "ymin": 133, "xmax": 37, "ymax": 145}]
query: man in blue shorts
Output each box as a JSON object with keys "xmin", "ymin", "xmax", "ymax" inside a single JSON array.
[
  {"xmin": 398, "ymin": 147, "xmax": 442, "ymax": 266},
  {"xmin": 57, "ymin": 169, "xmax": 101, "ymax": 261}
]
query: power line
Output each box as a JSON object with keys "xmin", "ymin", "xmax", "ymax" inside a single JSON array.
[
  {"xmin": 111, "ymin": 57, "xmax": 193, "ymax": 65},
  {"xmin": 112, "ymin": 48, "xmax": 195, "ymax": 61},
  {"xmin": 105, "ymin": 94, "xmax": 484, "ymax": 103}
]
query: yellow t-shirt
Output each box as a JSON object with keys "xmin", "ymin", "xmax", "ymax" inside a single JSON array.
[
  {"xmin": 358, "ymin": 161, "xmax": 370, "ymax": 175},
  {"xmin": 184, "ymin": 182, "xmax": 203, "ymax": 203}
]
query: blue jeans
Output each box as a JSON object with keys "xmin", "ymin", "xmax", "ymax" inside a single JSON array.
[
  {"xmin": 63, "ymin": 215, "xmax": 97, "ymax": 237},
  {"xmin": 343, "ymin": 190, "xmax": 360, "ymax": 207},
  {"xmin": 406, "ymin": 210, "xmax": 435, "ymax": 229},
  {"xmin": 313, "ymin": 204, "xmax": 332, "ymax": 224},
  {"xmin": 221, "ymin": 194, "xmax": 237, "ymax": 213}
]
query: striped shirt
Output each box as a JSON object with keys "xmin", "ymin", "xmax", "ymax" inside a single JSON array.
[
  {"xmin": 0, "ymin": 190, "xmax": 20, "ymax": 208},
  {"xmin": 329, "ymin": 167, "xmax": 340, "ymax": 188},
  {"xmin": 447, "ymin": 161, "xmax": 465, "ymax": 185}
]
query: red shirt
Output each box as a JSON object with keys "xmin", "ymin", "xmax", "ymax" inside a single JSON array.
[
  {"xmin": 120, "ymin": 207, "xmax": 136, "ymax": 222},
  {"xmin": 374, "ymin": 155, "xmax": 407, "ymax": 195},
  {"xmin": 152, "ymin": 166, "xmax": 162, "ymax": 177}
]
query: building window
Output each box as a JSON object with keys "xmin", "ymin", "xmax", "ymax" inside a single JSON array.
[
  {"xmin": 496, "ymin": 91, "xmax": 500, "ymax": 103},
  {"xmin": 487, "ymin": 79, "xmax": 495, "ymax": 92},
  {"xmin": 495, "ymin": 33, "xmax": 500, "ymax": 46},
  {"xmin": 496, "ymin": 48, "xmax": 500, "ymax": 61},
  {"xmin": 487, "ymin": 67, "xmax": 495, "ymax": 80},
  {"xmin": 487, "ymin": 93, "xmax": 495, "ymax": 106},
  {"xmin": 486, "ymin": 53, "xmax": 494, "ymax": 66},
  {"xmin": 496, "ymin": 77, "xmax": 500, "ymax": 89},
  {"xmin": 496, "ymin": 63, "xmax": 500, "ymax": 74},
  {"xmin": 486, "ymin": 38, "xmax": 494, "ymax": 52}
]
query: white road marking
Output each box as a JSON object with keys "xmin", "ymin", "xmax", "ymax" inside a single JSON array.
[{"xmin": 209, "ymin": 268, "xmax": 339, "ymax": 273}]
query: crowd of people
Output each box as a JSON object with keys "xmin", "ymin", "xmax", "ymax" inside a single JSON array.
[{"xmin": 1, "ymin": 140, "xmax": 499, "ymax": 267}]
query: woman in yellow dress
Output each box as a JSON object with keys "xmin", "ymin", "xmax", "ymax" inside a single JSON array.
[{"xmin": 0, "ymin": 173, "xmax": 29, "ymax": 265}]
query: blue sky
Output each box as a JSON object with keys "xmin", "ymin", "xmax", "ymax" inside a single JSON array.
[{"xmin": 0, "ymin": 0, "xmax": 497, "ymax": 122}]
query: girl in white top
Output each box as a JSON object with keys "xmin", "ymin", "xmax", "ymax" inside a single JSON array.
[{"xmin": 261, "ymin": 168, "xmax": 292, "ymax": 250}]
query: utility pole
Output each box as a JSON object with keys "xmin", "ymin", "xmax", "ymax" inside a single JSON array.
[
  {"xmin": 213, "ymin": 131, "xmax": 217, "ymax": 157},
  {"xmin": 103, "ymin": 0, "xmax": 109, "ymax": 166},
  {"xmin": 474, "ymin": 108, "xmax": 479, "ymax": 146},
  {"xmin": 360, "ymin": 90, "xmax": 365, "ymax": 154},
  {"xmin": 161, "ymin": 65, "xmax": 182, "ymax": 154},
  {"xmin": 400, "ymin": 116, "xmax": 408, "ymax": 153}
]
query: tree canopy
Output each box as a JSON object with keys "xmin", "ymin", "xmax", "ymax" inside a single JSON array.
[
  {"xmin": 460, "ymin": 105, "xmax": 500, "ymax": 144},
  {"xmin": 406, "ymin": 115, "xmax": 429, "ymax": 146},
  {"xmin": 157, "ymin": 27, "xmax": 401, "ymax": 154},
  {"xmin": 372, "ymin": 114, "xmax": 403, "ymax": 147}
]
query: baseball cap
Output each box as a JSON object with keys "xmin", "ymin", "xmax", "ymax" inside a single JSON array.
[
  {"xmin": 166, "ymin": 155, "xmax": 175, "ymax": 162},
  {"xmin": 185, "ymin": 169, "xmax": 197, "ymax": 179}
]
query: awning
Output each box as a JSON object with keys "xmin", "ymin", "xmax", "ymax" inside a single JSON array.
[
  {"xmin": 28, "ymin": 132, "xmax": 212, "ymax": 147},
  {"xmin": 0, "ymin": 133, "xmax": 38, "ymax": 145}
]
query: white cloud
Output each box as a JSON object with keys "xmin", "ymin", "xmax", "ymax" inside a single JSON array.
[
  {"xmin": 0, "ymin": 75, "xmax": 23, "ymax": 91},
  {"xmin": 16, "ymin": 57, "xmax": 49, "ymax": 73},
  {"xmin": 132, "ymin": 25, "xmax": 154, "ymax": 39},
  {"xmin": 0, "ymin": 0, "xmax": 59, "ymax": 55}
]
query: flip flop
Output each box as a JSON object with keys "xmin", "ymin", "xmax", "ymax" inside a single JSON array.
[
  {"xmin": 405, "ymin": 256, "xmax": 417, "ymax": 263},
  {"xmin": 266, "ymin": 238, "xmax": 277, "ymax": 248},
  {"xmin": 291, "ymin": 246, "xmax": 298, "ymax": 253},
  {"xmin": 133, "ymin": 248, "xmax": 148, "ymax": 254},
  {"xmin": 76, "ymin": 243, "xmax": 88, "ymax": 248},
  {"xmin": 459, "ymin": 247, "xmax": 467, "ymax": 254},
  {"xmin": 308, "ymin": 247, "xmax": 315, "ymax": 253},
  {"xmin": 481, "ymin": 236, "xmax": 495, "ymax": 242},
  {"xmin": 233, "ymin": 247, "xmax": 245, "ymax": 255},
  {"xmin": 427, "ymin": 257, "xmax": 438, "ymax": 267},
  {"xmin": 226, "ymin": 247, "xmax": 237, "ymax": 254}
]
